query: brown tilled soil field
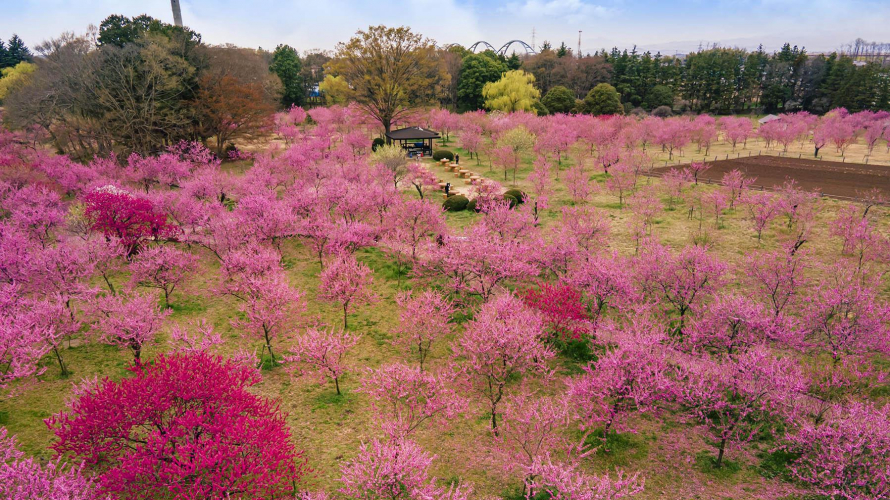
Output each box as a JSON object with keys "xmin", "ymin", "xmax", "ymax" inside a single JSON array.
[{"xmin": 652, "ymin": 155, "xmax": 890, "ymax": 199}]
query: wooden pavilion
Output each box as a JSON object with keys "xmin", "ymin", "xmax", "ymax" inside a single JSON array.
[{"xmin": 385, "ymin": 126, "xmax": 440, "ymax": 158}]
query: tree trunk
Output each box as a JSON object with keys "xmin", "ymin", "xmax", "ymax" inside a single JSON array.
[
  {"xmin": 716, "ymin": 437, "xmax": 727, "ymax": 468},
  {"xmin": 334, "ymin": 376, "xmax": 341, "ymax": 395},
  {"xmin": 53, "ymin": 346, "xmax": 69, "ymax": 377}
]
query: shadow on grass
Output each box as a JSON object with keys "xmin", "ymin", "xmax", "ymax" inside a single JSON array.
[
  {"xmin": 311, "ymin": 389, "xmax": 356, "ymax": 411},
  {"xmin": 582, "ymin": 428, "xmax": 652, "ymax": 468},
  {"xmin": 694, "ymin": 450, "xmax": 741, "ymax": 479}
]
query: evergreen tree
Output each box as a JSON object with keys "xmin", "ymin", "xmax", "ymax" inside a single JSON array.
[
  {"xmin": 582, "ymin": 83, "xmax": 623, "ymax": 115},
  {"xmin": 457, "ymin": 51, "xmax": 507, "ymax": 111},
  {"xmin": 270, "ymin": 44, "xmax": 305, "ymax": 107}
]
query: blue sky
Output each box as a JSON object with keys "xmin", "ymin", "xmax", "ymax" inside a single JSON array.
[{"xmin": 3, "ymin": 0, "xmax": 888, "ymax": 55}]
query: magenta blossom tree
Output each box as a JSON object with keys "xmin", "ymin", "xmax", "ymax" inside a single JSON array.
[
  {"xmin": 47, "ymin": 352, "xmax": 307, "ymax": 499},
  {"xmin": 83, "ymin": 186, "xmax": 180, "ymax": 257},
  {"xmin": 286, "ymin": 328, "xmax": 360, "ymax": 395},
  {"xmin": 318, "ymin": 252, "xmax": 376, "ymax": 330},
  {"xmin": 451, "ymin": 294, "xmax": 554, "ymax": 433}
]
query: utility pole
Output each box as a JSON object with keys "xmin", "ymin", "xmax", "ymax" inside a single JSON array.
[
  {"xmin": 532, "ymin": 27, "xmax": 536, "ymax": 52},
  {"xmin": 171, "ymin": 0, "xmax": 183, "ymax": 27},
  {"xmin": 578, "ymin": 30, "xmax": 582, "ymax": 58}
]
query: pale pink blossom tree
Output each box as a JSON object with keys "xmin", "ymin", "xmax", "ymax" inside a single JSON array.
[
  {"xmin": 0, "ymin": 427, "xmax": 98, "ymax": 499},
  {"xmin": 129, "ymin": 245, "xmax": 198, "ymax": 306},
  {"xmin": 359, "ymin": 363, "xmax": 466, "ymax": 437},
  {"xmin": 318, "ymin": 252, "xmax": 376, "ymax": 330},
  {"xmin": 451, "ymin": 294, "xmax": 554, "ymax": 433},
  {"xmin": 232, "ymin": 275, "xmax": 306, "ymax": 366},
  {"xmin": 90, "ymin": 292, "xmax": 171, "ymax": 365},
  {"xmin": 393, "ymin": 290, "xmax": 453, "ymax": 371},
  {"xmin": 286, "ymin": 328, "xmax": 360, "ymax": 395},
  {"xmin": 339, "ymin": 438, "xmax": 472, "ymax": 500}
]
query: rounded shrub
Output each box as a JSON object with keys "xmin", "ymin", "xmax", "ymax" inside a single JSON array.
[
  {"xmin": 432, "ymin": 150, "xmax": 454, "ymax": 162},
  {"xmin": 371, "ymin": 137, "xmax": 385, "ymax": 152},
  {"xmin": 443, "ymin": 194, "xmax": 469, "ymax": 212},
  {"xmin": 652, "ymin": 105, "xmax": 673, "ymax": 118},
  {"xmin": 503, "ymin": 194, "xmax": 519, "ymax": 208},
  {"xmin": 503, "ymin": 188, "xmax": 526, "ymax": 204},
  {"xmin": 466, "ymin": 198, "xmax": 479, "ymax": 213}
]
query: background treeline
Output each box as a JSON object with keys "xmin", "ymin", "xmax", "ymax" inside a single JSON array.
[
  {"xmin": 0, "ymin": 15, "xmax": 331, "ymax": 159},
  {"xmin": 444, "ymin": 43, "xmax": 890, "ymax": 115}
]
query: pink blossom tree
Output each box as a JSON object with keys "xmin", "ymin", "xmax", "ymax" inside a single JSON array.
[
  {"xmin": 359, "ymin": 363, "xmax": 466, "ymax": 437},
  {"xmin": 741, "ymin": 190, "xmax": 780, "ymax": 241},
  {"xmin": 527, "ymin": 454, "xmax": 644, "ymax": 500},
  {"xmin": 451, "ymin": 294, "xmax": 554, "ymax": 433},
  {"xmin": 568, "ymin": 253, "xmax": 636, "ymax": 328},
  {"xmin": 90, "ymin": 292, "xmax": 171, "ymax": 365},
  {"xmin": 800, "ymin": 267, "xmax": 890, "ymax": 363},
  {"xmin": 636, "ymin": 243, "xmax": 726, "ymax": 332},
  {"xmin": 339, "ymin": 438, "xmax": 472, "ymax": 500},
  {"xmin": 721, "ymin": 169, "xmax": 754, "ymax": 209},
  {"xmin": 169, "ymin": 319, "xmax": 224, "ymax": 354},
  {"xmin": 497, "ymin": 389, "xmax": 570, "ymax": 492},
  {"xmin": 687, "ymin": 161, "xmax": 711, "ymax": 185},
  {"xmin": 0, "ymin": 427, "xmax": 98, "ymax": 499},
  {"xmin": 0, "ymin": 284, "xmax": 52, "ymax": 389},
  {"xmin": 47, "ymin": 352, "xmax": 307, "ymax": 499},
  {"xmin": 393, "ymin": 290, "xmax": 453, "ymax": 371},
  {"xmin": 231, "ymin": 275, "xmax": 306, "ymax": 366},
  {"xmin": 746, "ymin": 244, "xmax": 809, "ymax": 320},
  {"xmin": 567, "ymin": 322, "xmax": 674, "ymax": 444},
  {"xmin": 660, "ymin": 167, "xmax": 692, "ymax": 209},
  {"xmin": 286, "ymin": 328, "xmax": 360, "ymax": 395},
  {"xmin": 786, "ymin": 401, "xmax": 890, "ymax": 500},
  {"xmin": 686, "ymin": 293, "xmax": 769, "ymax": 357},
  {"xmin": 129, "ymin": 245, "xmax": 198, "ymax": 306},
  {"xmin": 605, "ymin": 163, "xmax": 636, "ymax": 207},
  {"xmin": 678, "ymin": 347, "xmax": 804, "ymax": 468},
  {"xmin": 318, "ymin": 252, "xmax": 376, "ymax": 330}
]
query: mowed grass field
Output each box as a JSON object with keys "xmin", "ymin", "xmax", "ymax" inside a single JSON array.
[{"xmin": 3, "ymin": 130, "xmax": 888, "ymax": 500}]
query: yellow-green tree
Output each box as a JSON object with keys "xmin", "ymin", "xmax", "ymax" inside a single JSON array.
[
  {"xmin": 482, "ymin": 70, "xmax": 541, "ymax": 113},
  {"xmin": 326, "ymin": 26, "xmax": 443, "ymax": 136},
  {"xmin": 0, "ymin": 61, "xmax": 35, "ymax": 101},
  {"xmin": 318, "ymin": 74, "xmax": 350, "ymax": 105}
]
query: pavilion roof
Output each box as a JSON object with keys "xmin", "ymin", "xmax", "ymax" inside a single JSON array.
[{"xmin": 385, "ymin": 126, "xmax": 441, "ymax": 140}]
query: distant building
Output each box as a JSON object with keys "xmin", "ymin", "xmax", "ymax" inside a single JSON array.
[{"xmin": 758, "ymin": 114, "xmax": 780, "ymax": 125}]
